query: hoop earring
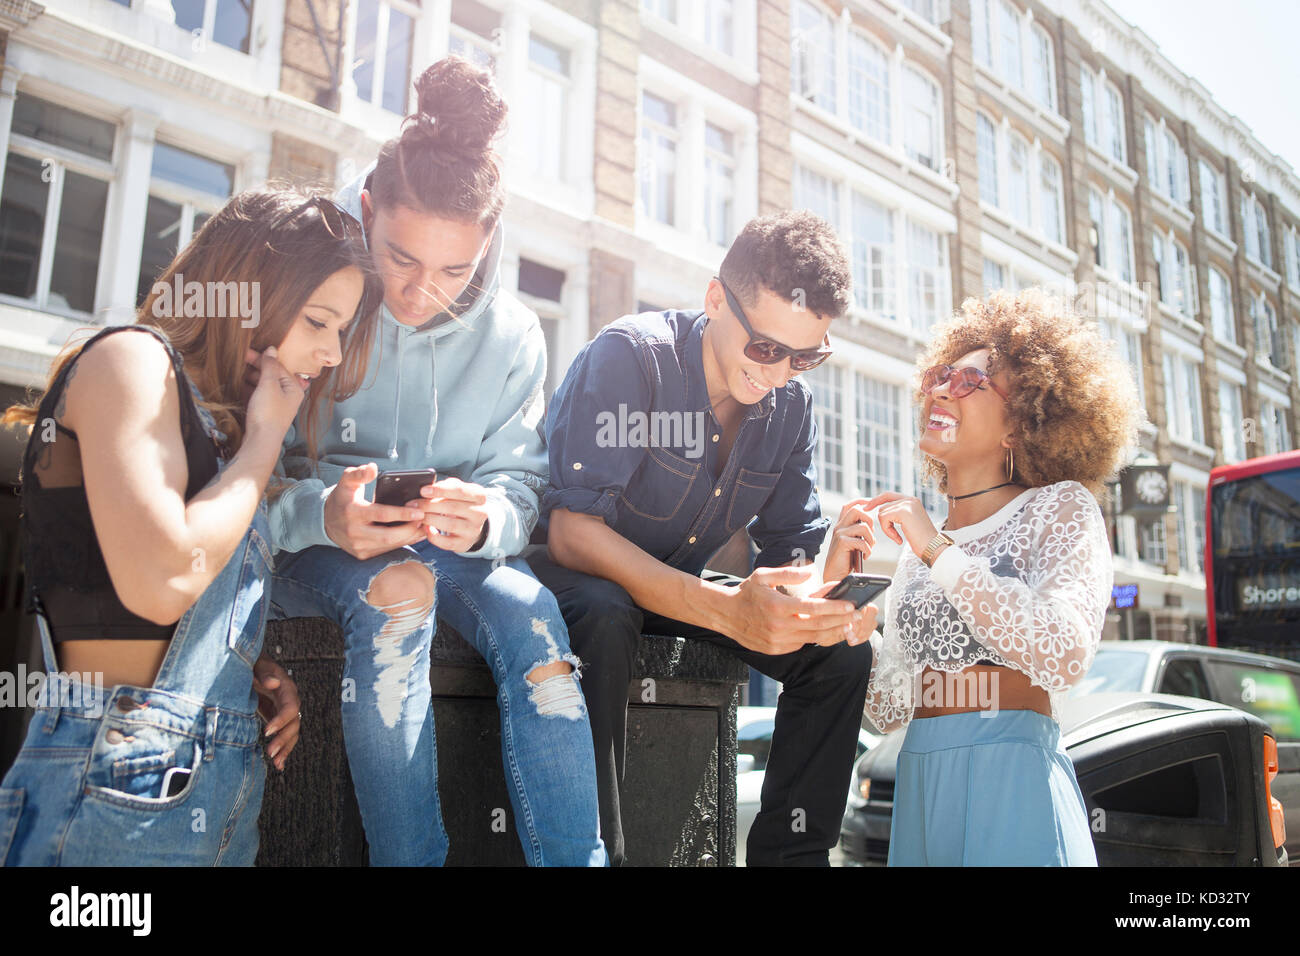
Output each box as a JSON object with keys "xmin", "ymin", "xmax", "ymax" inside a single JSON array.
[{"xmin": 1005, "ymin": 446, "xmax": 1015, "ymax": 482}]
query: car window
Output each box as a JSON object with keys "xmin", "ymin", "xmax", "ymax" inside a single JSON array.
[
  {"xmin": 1203, "ymin": 662, "xmax": 1300, "ymax": 742},
  {"xmin": 1070, "ymin": 648, "xmax": 1149, "ymax": 697},
  {"xmin": 738, "ymin": 720, "xmax": 774, "ymax": 771},
  {"xmin": 1158, "ymin": 658, "xmax": 1212, "ymax": 700}
]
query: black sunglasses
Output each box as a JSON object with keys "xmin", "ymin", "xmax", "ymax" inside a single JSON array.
[
  {"xmin": 715, "ymin": 276, "xmax": 833, "ymax": 372},
  {"xmin": 270, "ymin": 195, "xmax": 362, "ymax": 242}
]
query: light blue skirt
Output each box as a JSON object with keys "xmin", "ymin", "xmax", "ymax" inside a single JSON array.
[{"xmin": 887, "ymin": 709, "xmax": 1097, "ymax": 866}]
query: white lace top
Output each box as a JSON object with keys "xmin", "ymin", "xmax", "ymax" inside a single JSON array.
[{"xmin": 864, "ymin": 480, "xmax": 1112, "ymax": 733}]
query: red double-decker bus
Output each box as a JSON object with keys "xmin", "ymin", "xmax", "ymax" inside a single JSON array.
[{"xmin": 1207, "ymin": 449, "xmax": 1300, "ymax": 658}]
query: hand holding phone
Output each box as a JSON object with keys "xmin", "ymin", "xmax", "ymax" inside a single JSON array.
[
  {"xmin": 823, "ymin": 551, "xmax": 890, "ymax": 609},
  {"xmin": 373, "ymin": 469, "xmax": 438, "ymax": 527}
]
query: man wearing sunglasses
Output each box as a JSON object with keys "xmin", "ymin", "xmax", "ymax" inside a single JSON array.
[{"xmin": 529, "ymin": 212, "xmax": 875, "ymax": 866}]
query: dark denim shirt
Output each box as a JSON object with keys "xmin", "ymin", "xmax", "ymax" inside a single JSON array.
[{"xmin": 541, "ymin": 310, "xmax": 830, "ymax": 577}]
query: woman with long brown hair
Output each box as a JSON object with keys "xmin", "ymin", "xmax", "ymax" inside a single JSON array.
[{"xmin": 0, "ymin": 187, "xmax": 381, "ymax": 865}]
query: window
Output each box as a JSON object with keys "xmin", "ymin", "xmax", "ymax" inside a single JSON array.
[
  {"xmin": 997, "ymin": 0, "xmax": 1022, "ymax": 88},
  {"xmin": 1030, "ymin": 24, "xmax": 1055, "ymax": 110},
  {"xmin": 1163, "ymin": 352, "xmax": 1204, "ymax": 445},
  {"xmin": 1260, "ymin": 399, "xmax": 1292, "ymax": 456},
  {"xmin": 703, "ymin": 122, "xmax": 736, "ymax": 247},
  {"xmin": 1099, "ymin": 318, "xmax": 1145, "ymax": 407},
  {"xmin": 352, "ymin": 0, "xmax": 417, "ymax": 114},
  {"xmin": 972, "ymin": 0, "xmax": 1055, "ymax": 111},
  {"xmin": 448, "ymin": 21, "xmax": 498, "ymax": 72},
  {"xmin": 804, "ymin": 362, "xmax": 846, "ymax": 494},
  {"xmin": 1199, "ymin": 159, "xmax": 1225, "ymax": 235},
  {"xmin": 1208, "ymin": 266, "xmax": 1235, "ymax": 344},
  {"xmin": 903, "ymin": 0, "xmax": 938, "ymax": 23},
  {"xmin": 1173, "ymin": 482, "xmax": 1206, "ymax": 575},
  {"xmin": 851, "ymin": 193, "xmax": 895, "ymax": 319},
  {"xmin": 638, "ymin": 91, "xmax": 678, "ymax": 226},
  {"xmin": 907, "ymin": 220, "xmax": 948, "ymax": 333},
  {"xmin": 902, "ymin": 66, "xmax": 941, "ymax": 172},
  {"xmin": 847, "ymin": 32, "xmax": 890, "ymax": 144},
  {"xmin": 1219, "ymin": 381, "xmax": 1245, "ymax": 463},
  {"xmin": 516, "ymin": 257, "xmax": 566, "ymax": 397},
  {"xmin": 1139, "ymin": 513, "xmax": 1167, "ymax": 566},
  {"xmin": 805, "ymin": 363, "xmax": 907, "ymax": 499},
  {"xmin": 856, "ymin": 374, "xmax": 903, "ymax": 498},
  {"xmin": 795, "ymin": 163, "xmax": 948, "ymax": 333},
  {"xmin": 171, "ymin": 0, "xmax": 254, "ymax": 54},
  {"xmin": 794, "ymin": 164, "xmax": 839, "ymax": 225},
  {"xmin": 983, "ymin": 258, "xmax": 1006, "ymax": 293},
  {"xmin": 792, "ymin": 1, "xmax": 837, "ymax": 114},
  {"xmin": 1081, "ymin": 66, "xmax": 1124, "ymax": 162},
  {"xmin": 644, "ymin": 0, "xmax": 736, "ymax": 56},
  {"xmin": 1250, "ymin": 292, "xmax": 1282, "ymax": 367},
  {"xmin": 1040, "ymin": 153, "xmax": 1063, "ymax": 243},
  {"xmin": 136, "ymin": 143, "xmax": 234, "ymax": 307},
  {"xmin": 704, "ymin": 0, "xmax": 734, "ymax": 55},
  {"xmin": 1091, "ymin": 187, "xmax": 1133, "ymax": 283},
  {"xmin": 1154, "ymin": 232, "xmax": 1196, "ymax": 319},
  {"xmin": 977, "ymin": 113, "xmax": 999, "ymax": 206},
  {"xmin": 0, "ymin": 95, "xmax": 115, "ymax": 315},
  {"xmin": 517, "ymin": 35, "xmax": 572, "ymax": 184},
  {"xmin": 1007, "ymin": 133, "xmax": 1030, "ymax": 226},
  {"xmin": 1240, "ymin": 191, "xmax": 1272, "ymax": 269},
  {"xmin": 1164, "ymin": 129, "xmax": 1189, "ymax": 206}
]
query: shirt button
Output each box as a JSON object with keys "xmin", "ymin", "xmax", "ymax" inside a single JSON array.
[
  {"xmin": 688, "ymin": 536, "xmax": 697, "ymax": 544},
  {"xmin": 115, "ymin": 697, "xmax": 139, "ymax": 713},
  {"xmin": 712, "ymin": 434, "xmax": 719, "ymax": 443},
  {"xmin": 573, "ymin": 462, "xmax": 582, "ymax": 471},
  {"xmin": 714, "ymin": 488, "xmax": 722, "ymax": 497},
  {"xmin": 105, "ymin": 729, "xmax": 125, "ymax": 744}
]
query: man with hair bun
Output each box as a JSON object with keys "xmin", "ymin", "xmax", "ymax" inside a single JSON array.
[
  {"xmin": 264, "ymin": 56, "xmax": 605, "ymax": 867},
  {"xmin": 530, "ymin": 211, "xmax": 876, "ymax": 866}
]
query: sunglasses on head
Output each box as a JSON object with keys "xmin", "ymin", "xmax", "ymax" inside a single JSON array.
[
  {"xmin": 716, "ymin": 276, "xmax": 833, "ymax": 372},
  {"xmin": 271, "ymin": 195, "xmax": 362, "ymax": 242},
  {"xmin": 921, "ymin": 364, "xmax": 1010, "ymax": 401}
]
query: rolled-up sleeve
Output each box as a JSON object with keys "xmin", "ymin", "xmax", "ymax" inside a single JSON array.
[
  {"xmin": 542, "ymin": 329, "xmax": 653, "ymax": 522},
  {"xmin": 749, "ymin": 392, "xmax": 830, "ymax": 569}
]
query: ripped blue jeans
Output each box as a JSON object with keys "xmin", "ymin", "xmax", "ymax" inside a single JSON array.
[{"xmin": 269, "ymin": 543, "xmax": 605, "ymax": 866}]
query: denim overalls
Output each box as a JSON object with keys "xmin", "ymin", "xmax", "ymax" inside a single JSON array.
[{"xmin": 0, "ymin": 375, "xmax": 273, "ymax": 867}]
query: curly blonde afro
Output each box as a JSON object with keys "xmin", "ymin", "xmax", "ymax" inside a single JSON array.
[{"xmin": 917, "ymin": 289, "xmax": 1145, "ymax": 500}]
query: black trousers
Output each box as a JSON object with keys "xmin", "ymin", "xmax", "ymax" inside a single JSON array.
[{"xmin": 528, "ymin": 552, "xmax": 873, "ymax": 867}]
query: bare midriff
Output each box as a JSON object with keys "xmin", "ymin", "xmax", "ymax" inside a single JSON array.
[
  {"xmin": 911, "ymin": 663, "xmax": 1051, "ymax": 720},
  {"xmin": 58, "ymin": 640, "xmax": 171, "ymax": 690}
]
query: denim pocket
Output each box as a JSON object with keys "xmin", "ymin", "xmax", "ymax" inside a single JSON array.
[
  {"xmin": 725, "ymin": 468, "xmax": 781, "ymax": 531},
  {"xmin": 227, "ymin": 524, "xmax": 272, "ymax": 668},
  {"xmin": 82, "ymin": 721, "xmax": 203, "ymax": 810},
  {"xmin": 0, "ymin": 788, "xmax": 23, "ymax": 865},
  {"xmin": 619, "ymin": 446, "xmax": 701, "ymax": 522}
]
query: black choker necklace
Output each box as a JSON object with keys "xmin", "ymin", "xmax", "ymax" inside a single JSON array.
[{"xmin": 947, "ymin": 481, "xmax": 1016, "ymax": 501}]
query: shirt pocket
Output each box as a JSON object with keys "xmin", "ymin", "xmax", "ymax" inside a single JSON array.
[
  {"xmin": 725, "ymin": 468, "xmax": 781, "ymax": 532},
  {"xmin": 619, "ymin": 446, "xmax": 702, "ymax": 522}
]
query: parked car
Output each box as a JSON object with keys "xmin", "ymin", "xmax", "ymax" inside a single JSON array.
[
  {"xmin": 840, "ymin": 692, "xmax": 1289, "ymax": 866},
  {"xmin": 735, "ymin": 705, "xmax": 877, "ymax": 865}
]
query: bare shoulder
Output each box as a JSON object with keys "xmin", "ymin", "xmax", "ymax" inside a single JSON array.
[{"xmin": 62, "ymin": 329, "xmax": 179, "ymax": 433}]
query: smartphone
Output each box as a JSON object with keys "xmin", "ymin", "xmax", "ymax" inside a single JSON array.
[
  {"xmin": 160, "ymin": 766, "xmax": 191, "ymax": 798},
  {"xmin": 824, "ymin": 573, "xmax": 891, "ymax": 609},
  {"xmin": 373, "ymin": 469, "xmax": 437, "ymax": 527}
]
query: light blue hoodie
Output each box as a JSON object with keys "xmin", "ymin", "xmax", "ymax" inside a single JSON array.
[{"xmin": 268, "ymin": 164, "xmax": 549, "ymax": 559}]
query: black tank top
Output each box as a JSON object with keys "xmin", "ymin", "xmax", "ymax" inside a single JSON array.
[{"xmin": 20, "ymin": 325, "xmax": 223, "ymax": 641}]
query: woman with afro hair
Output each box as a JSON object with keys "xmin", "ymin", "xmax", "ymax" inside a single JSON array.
[{"xmin": 821, "ymin": 288, "xmax": 1144, "ymax": 865}]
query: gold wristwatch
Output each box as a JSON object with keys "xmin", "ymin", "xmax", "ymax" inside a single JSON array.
[{"xmin": 920, "ymin": 532, "xmax": 954, "ymax": 568}]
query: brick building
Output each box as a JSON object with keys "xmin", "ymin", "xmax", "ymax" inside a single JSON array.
[{"xmin": 0, "ymin": 0, "xmax": 1297, "ymax": 643}]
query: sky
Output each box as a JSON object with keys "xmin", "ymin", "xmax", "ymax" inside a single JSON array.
[{"xmin": 1103, "ymin": 0, "xmax": 1300, "ymax": 176}]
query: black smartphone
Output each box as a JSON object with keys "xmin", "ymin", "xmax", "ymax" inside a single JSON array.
[
  {"xmin": 824, "ymin": 573, "xmax": 891, "ymax": 608},
  {"xmin": 373, "ymin": 468, "xmax": 437, "ymax": 527}
]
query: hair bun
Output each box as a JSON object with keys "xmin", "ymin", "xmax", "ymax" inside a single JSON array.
[{"xmin": 408, "ymin": 55, "xmax": 507, "ymax": 154}]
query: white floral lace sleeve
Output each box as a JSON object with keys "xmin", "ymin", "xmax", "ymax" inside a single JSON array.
[{"xmin": 863, "ymin": 481, "xmax": 1113, "ymax": 733}]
